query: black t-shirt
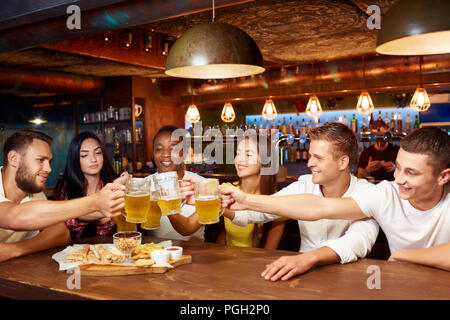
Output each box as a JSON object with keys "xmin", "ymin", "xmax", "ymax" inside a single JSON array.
[{"xmin": 358, "ymin": 144, "xmax": 399, "ymax": 181}]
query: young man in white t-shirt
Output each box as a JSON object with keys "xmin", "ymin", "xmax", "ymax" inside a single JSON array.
[
  {"xmin": 219, "ymin": 123, "xmax": 379, "ymax": 281},
  {"xmin": 0, "ymin": 130, "xmax": 126, "ymax": 262},
  {"xmin": 220, "ymin": 127, "xmax": 450, "ymax": 272}
]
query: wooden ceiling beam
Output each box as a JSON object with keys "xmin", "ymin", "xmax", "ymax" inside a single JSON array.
[{"xmin": 43, "ymin": 29, "xmax": 166, "ymax": 70}]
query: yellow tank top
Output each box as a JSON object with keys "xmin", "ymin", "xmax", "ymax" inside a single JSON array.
[{"xmin": 222, "ymin": 182, "xmax": 263, "ymax": 248}]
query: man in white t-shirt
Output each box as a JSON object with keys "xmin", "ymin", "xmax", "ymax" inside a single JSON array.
[
  {"xmin": 220, "ymin": 127, "xmax": 450, "ymax": 272},
  {"xmin": 0, "ymin": 130, "xmax": 126, "ymax": 262},
  {"xmin": 145, "ymin": 126, "xmax": 204, "ymax": 242},
  {"xmin": 218, "ymin": 123, "xmax": 379, "ymax": 281}
]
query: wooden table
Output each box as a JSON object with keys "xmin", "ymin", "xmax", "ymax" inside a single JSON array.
[{"xmin": 0, "ymin": 236, "xmax": 448, "ymax": 300}]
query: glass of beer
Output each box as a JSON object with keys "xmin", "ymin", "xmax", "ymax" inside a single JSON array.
[
  {"xmin": 124, "ymin": 178, "xmax": 150, "ymax": 223},
  {"xmin": 194, "ymin": 178, "xmax": 223, "ymax": 224},
  {"xmin": 141, "ymin": 176, "xmax": 162, "ymax": 230},
  {"xmin": 112, "ymin": 211, "xmax": 137, "ymax": 232},
  {"xmin": 154, "ymin": 172, "xmax": 183, "ymax": 216}
]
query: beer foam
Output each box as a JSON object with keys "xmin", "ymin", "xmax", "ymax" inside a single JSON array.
[
  {"xmin": 195, "ymin": 195, "xmax": 219, "ymax": 201},
  {"xmin": 126, "ymin": 192, "xmax": 150, "ymax": 197}
]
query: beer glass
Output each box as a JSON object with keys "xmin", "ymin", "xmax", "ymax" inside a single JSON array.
[
  {"xmin": 194, "ymin": 178, "xmax": 223, "ymax": 224},
  {"xmin": 154, "ymin": 172, "xmax": 183, "ymax": 216},
  {"xmin": 112, "ymin": 211, "xmax": 137, "ymax": 232},
  {"xmin": 141, "ymin": 176, "xmax": 162, "ymax": 230},
  {"xmin": 124, "ymin": 178, "xmax": 150, "ymax": 223}
]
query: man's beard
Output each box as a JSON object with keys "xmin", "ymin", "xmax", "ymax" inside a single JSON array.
[{"xmin": 15, "ymin": 161, "xmax": 43, "ymax": 194}]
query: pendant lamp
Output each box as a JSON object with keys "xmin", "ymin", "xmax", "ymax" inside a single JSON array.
[
  {"xmin": 165, "ymin": 0, "xmax": 265, "ymax": 79},
  {"xmin": 262, "ymin": 98, "xmax": 277, "ymax": 121},
  {"xmin": 356, "ymin": 56, "xmax": 375, "ymax": 115},
  {"xmin": 185, "ymin": 88, "xmax": 201, "ymax": 123},
  {"xmin": 410, "ymin": 56, "xmax": 431, "ymax": 112},
  {"xmin": 185, "ymin": 104, "xmax": 200, "ymax": 123},
  {"xmin": 221, "ymin": 102, "xmax": 236, "ymax": 122},
  {"xmin": 376, "ymin": 0, "xmax": 450, "ymax": 55},
  {"xmin": 306, "ymin": 62, "xmax": 322, "ymax": 119}
]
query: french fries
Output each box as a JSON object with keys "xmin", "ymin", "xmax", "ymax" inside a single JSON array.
[{"xmin": 131, "ymin": 242, "xmax": 164, "ymax": 260}]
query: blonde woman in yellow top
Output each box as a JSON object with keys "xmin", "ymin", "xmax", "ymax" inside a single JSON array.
[{"xmin": 179, "ymin": 134, "xmax": 285, "ymax": 249}]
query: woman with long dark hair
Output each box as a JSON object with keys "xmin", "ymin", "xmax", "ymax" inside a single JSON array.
[{"xmin": 53, "ymin": 131, "xmax": 127, "ymax": 239}]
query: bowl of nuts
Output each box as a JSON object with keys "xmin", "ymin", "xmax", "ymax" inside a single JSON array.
[{"xmin": 113, "ymin": 231, "xmax": 142, "ymax": 262}]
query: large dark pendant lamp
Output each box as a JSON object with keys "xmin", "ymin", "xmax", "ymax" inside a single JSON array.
[
  {"xmin": 165, "ymin": 0, "xmax": 265, "ymax": 79},
  {"xmin": 376, "ymin": 0, "xmax": 450, "ymax": 55}
]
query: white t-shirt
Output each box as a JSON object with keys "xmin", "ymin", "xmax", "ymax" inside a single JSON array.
[
  {"xmin": 0, "ymin": 167, "xmax": 45, "ymax": 243},
  {"xmin": 145, "ymin": 171, "xmax": 205, "ymax": 242},
  {"xmin": 351, "ymin": 180, "xmax": 450, "ymax": 253},
  {"xmin": 232, "ymin": 174, "xmax": 380, "ymax": 263}
]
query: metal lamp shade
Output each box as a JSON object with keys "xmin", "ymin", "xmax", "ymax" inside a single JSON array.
[
  {"xmin": 165, "ymin": 22, "xmax": 265, "ymax": 79},
  {"xmin": 376, "ymin": 0, "xmax": 450, "ymax": 55}
]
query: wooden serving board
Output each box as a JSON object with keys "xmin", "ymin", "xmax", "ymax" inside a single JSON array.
[{"xmin": 78, "ymin": 255, "xmax": 192, "ymax": 276}]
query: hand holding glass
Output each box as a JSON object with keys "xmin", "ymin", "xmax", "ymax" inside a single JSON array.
[
  {"xmin": 194, "ymin": 178, "xmax": 224, "ymax": 224},
  {"xmin": 154, "ymin": 172, "xmax": 183, "ymax": 216},
  {"xmin": 124, "ymin": 178, "xmax": 150, "ymax": 223}
]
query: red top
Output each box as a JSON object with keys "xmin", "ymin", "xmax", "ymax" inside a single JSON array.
[{"xmin": 53, "ymin": 179, "xmax": 115, "ymax": 239}]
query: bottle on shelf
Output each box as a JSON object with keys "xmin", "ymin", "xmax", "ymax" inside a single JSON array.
[
  {"xmin": 113, "ymin": 139, "xmax": 122, "ymax": 175},
  {"xmin": 288, "ymin": 143, "xmax": 296, "ymax": 162},
  {"xmin": 396, "ymin": 112, "xmax": 403, "ymax": 133},
  {"xmin": 296, "ymin": 142, "xmax": 302, "ymax": 163},
  {"xmin": 390, "ymin": 112, "xmax": 396, "ymax": 133},
  {"xmin": 384, "ymin": 112, "xmax": 390, "ymax": 131},
  {"xmin": 377, "ymin": 111, "xmax": 382, "ymax": 121},
  {"xmin": 288, "ymin": 117, "xmax": 294, "ymax": 134},
  {"xmin": 281, "ymin": 117, "xmax": 288, "ymax": 135},
  {"xmin": 406, "ymin": 114, "xmax": 412, "ymax": 133},
  {"xmin": 300, "ymin": 119, "xmax": 307, "ymax": 135},
  {"xmin": 301, "ymin": 143, "xmax": 309, "ymax": 163},
  {"xmin": 343, "ymin": 115, "xmax": 348, "ymax": 128},
  {"xmin": 315, "ymin": 118, "xmax": 321, "ymax": 128},
  {"xmin": 325, "ymin": 118, "xmax": 329, "ymax": 125},
  {"xmin": 414, "ymin": 115, "xmax": 420, "ymax": 130},
  {"xmin": 351, "ymin": 114, "xmax": 357, "ymax": 133},
  {"xmin": 360, "ymin": 117, "xmax": 367, "ymax": 134},
  {"xmin": 308, "ymin": 120, "xmax": 313, "ymax": 134}
]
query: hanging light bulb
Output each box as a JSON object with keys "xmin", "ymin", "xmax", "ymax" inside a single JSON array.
[
  {"xmin": 410, "ymin": 87, "xmax": 431, "ymax": 112},
  {"xmin": 306, "ymin": 95, "xmax": 322, "ymax": 119},
  {"xmin": 410, "ymin": 56, "xmax": 431, "ymax": 112},
  {"xmin": 356, "ymin": 56, "xmax": 375, "ymax": 115},
  {"xmin": 221, "ymin": 102, "xmax": 235, "ymax": 122},
  {"xmin": 185, "ymin": 104, "xmax": 200, "ymax": 123},
  {"xmin": 306, "ymin": 62, "xmax": 322, "ymax": 119},
  {"xmin": 262, "ymin": 98, "xmax": 277, "ymax": 120},
  {"xmin": 356, "ymin": 91, "xmax": 375, "ymax": 115}
]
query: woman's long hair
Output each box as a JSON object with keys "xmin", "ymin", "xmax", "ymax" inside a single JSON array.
[
  {"xmin": 62, "ymin": 131, "xmax": 117, "ymax": 199},
  {"xmin": 236, "ymin": 134, "xmax": 278, "ymax": 195}
]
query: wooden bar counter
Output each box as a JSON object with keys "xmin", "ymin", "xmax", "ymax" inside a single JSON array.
[{"xmin": 0, "ymin": 236, "xmax": 448, "ymax": 300}]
